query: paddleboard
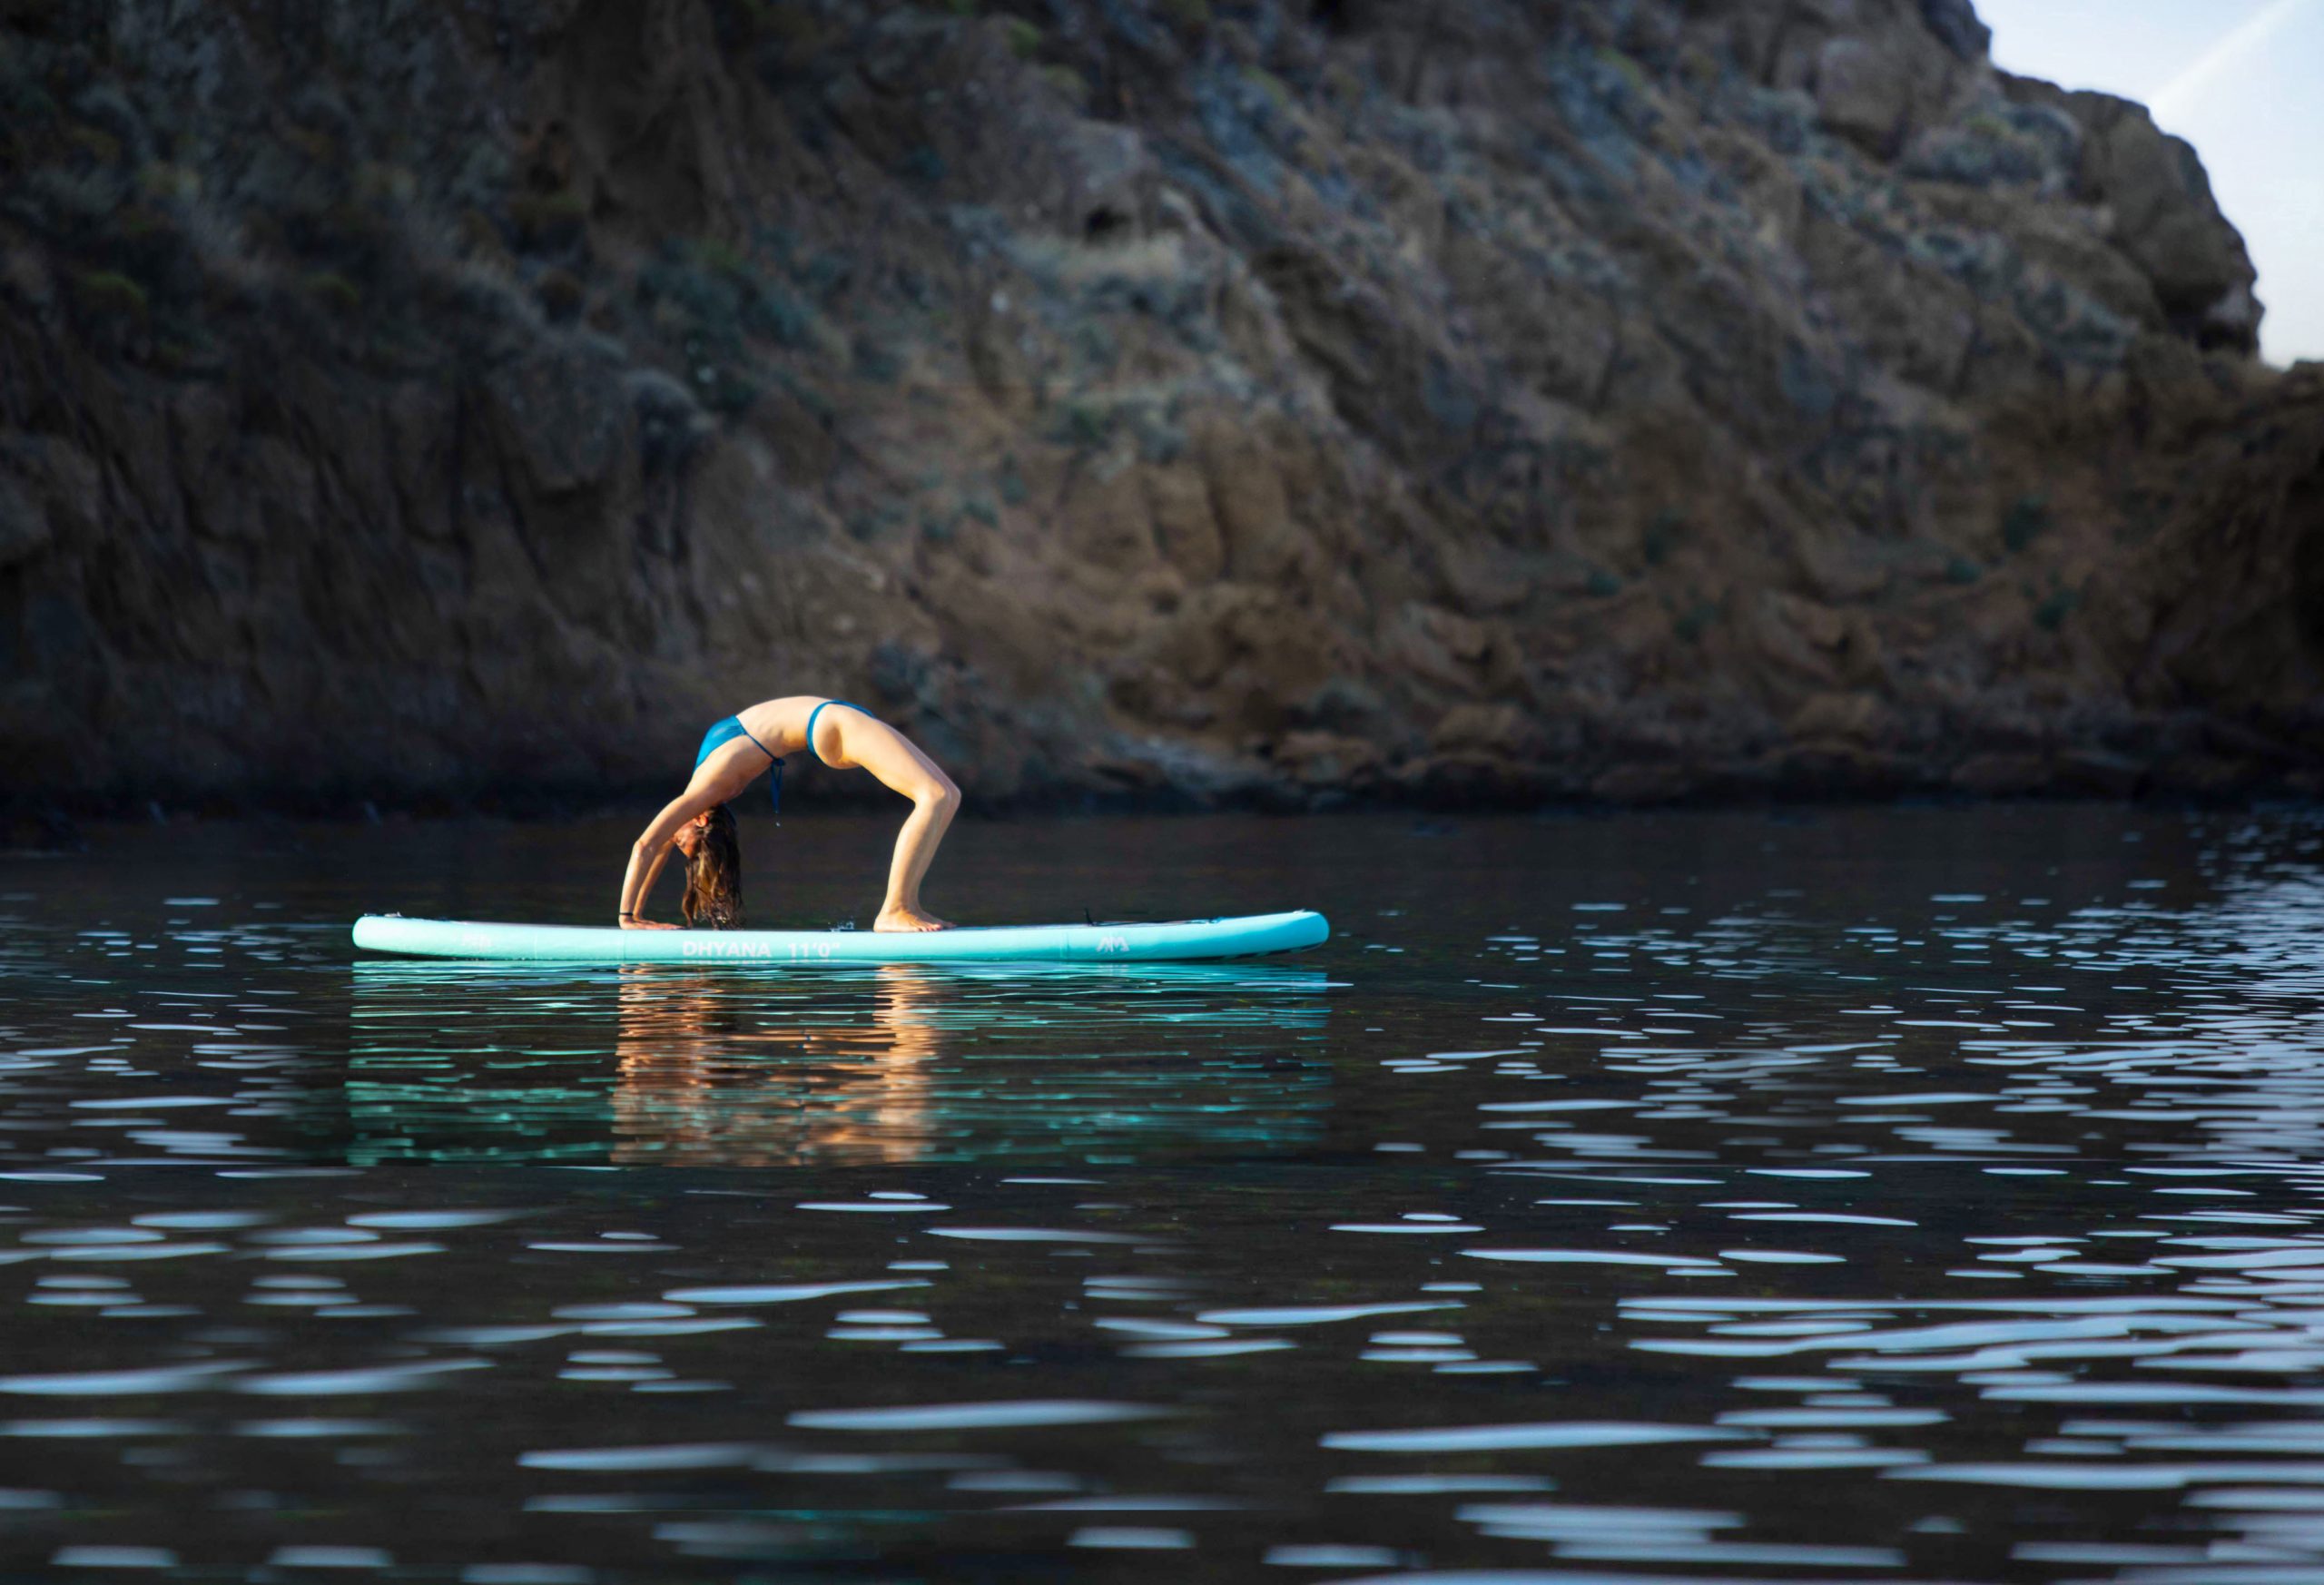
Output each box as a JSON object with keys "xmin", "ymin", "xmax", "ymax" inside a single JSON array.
[{"xmin": 351, "ymin": 911, "xmax": 1328, "ymax": 964}]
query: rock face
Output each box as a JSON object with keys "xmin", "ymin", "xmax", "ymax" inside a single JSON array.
[{"xmin": 1, "ymin": 0, "xmax": 2319, "ymax": 808}]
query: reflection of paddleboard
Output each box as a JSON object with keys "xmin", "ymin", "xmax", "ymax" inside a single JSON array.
[{"xmin": 352, "ymin": 911, "xmax": 1328, "ymax": 964}]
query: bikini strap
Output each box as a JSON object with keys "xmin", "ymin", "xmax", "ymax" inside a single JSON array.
[{"xmin": 736, "ymin": 722, "xmax": 783, "ymax": 814}]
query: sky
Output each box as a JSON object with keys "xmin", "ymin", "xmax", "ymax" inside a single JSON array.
[{"xmin": 1975, "ymin": 0, "xmax": 2323, "ymax": 365}]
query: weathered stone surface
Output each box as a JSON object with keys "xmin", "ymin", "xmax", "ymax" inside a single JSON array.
[
  {"xmin": 0, "ymin": 468, "xmax": 49, "ymax": 567},
  {"xmin": 0, "ymin": 0, "xmax": 2316, "ymax": 809}
]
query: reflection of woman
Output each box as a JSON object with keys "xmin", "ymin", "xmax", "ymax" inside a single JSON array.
[
  {"xmin": 610, "ymin": 965, "xmax": 940, "ymax": 1166},
  {"xmin": 616, "ymin": 696, "xmax": 961, "ymax": 933}
]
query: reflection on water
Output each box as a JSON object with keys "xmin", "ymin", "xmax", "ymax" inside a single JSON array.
[
  {"xmin": 612, "ymin": 964, "xmax": 942, "ymax": 1166},
  {"xmin": 348, "ymin": 960, "xmax": 1333, "ymax": 1166},
  {"xmin": 1, "ymin": 806, "xmax": 2323, "ymax": 1580}
]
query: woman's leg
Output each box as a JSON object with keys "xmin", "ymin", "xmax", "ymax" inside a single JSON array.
[
  {"xmin": 874, "ymin": 786, "xmax": 959, "ymax": 931},
  {"xmin": 824, "ymin": 713, "xmax": 962, "ymax": 932}
]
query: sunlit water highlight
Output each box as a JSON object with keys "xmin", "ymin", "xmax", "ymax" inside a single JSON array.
[{"xmin": 2, "ymin": 806, "xmax": 2322, "ymax": 1580}]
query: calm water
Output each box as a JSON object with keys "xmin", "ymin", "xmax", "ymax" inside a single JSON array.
[{"xmin": 5, "ymin": 805, "xmax": 2324, "ymax": 1582}]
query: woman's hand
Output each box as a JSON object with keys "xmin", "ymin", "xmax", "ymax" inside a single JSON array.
[{"xmin": 620, "ymin": 915, "xmax": 678, "ymax": 930}]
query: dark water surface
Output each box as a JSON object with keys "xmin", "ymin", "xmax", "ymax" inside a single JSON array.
[{"xmin": 6, "ymin": 805, "xmax": 2324, "ymax": 1582}]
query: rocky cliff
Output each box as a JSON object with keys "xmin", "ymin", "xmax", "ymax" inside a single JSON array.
[{"xmin": 3, "ymin": 0, "xmax": 2319, "ymax": 810}]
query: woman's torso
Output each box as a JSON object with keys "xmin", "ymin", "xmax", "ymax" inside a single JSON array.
[{"xmin": 708, "ymin": 696, "xmax": 861, "ymax": 776}]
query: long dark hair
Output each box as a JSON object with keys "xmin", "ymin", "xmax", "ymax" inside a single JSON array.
[{"xmin": 681, "ymin": 803, "xmax": 744, "ymax": 929}]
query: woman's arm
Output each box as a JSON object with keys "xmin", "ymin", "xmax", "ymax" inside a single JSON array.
[
  {"xmin": 632, "ymin": 842, "xmax": 678, "ymax": 922},
  {"xmin": 618, "ymin": 788, "xmax": 718, "ymax": 927}
]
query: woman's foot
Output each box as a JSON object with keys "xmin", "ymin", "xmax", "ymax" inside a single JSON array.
[{"xmin": 874, "ymin": 906, "xmax": 952, "ymax": 933}]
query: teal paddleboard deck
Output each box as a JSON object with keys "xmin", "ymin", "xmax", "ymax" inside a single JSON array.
[{"xmin": 351, "ymin": 911, "xmax": 1328, "ymax": 965}]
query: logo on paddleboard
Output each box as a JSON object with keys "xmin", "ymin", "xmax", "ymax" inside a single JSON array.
[{"xmin": 680, "ymin": 939, "xmax": 777, "ymax": 960}]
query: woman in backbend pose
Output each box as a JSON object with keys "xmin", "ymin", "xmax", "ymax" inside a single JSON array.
[{"xmin": 617, "ymin": 697, "xmax": 960, "ymax": 933}]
